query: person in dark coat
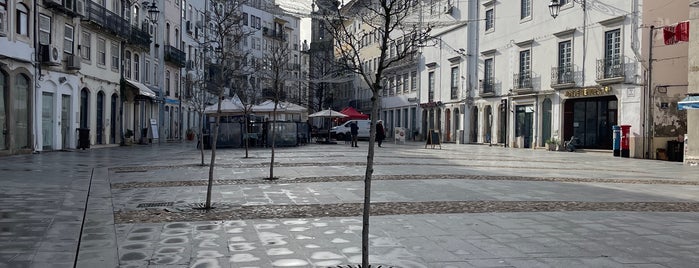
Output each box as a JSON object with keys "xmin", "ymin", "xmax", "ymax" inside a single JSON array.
[
  {"xmin": 350, "ymin": 121, "xmax": 359, "ymax": 147},
  {"xmin": 376, "ymin": 120, "xmax": 385, "ymax": 147}
]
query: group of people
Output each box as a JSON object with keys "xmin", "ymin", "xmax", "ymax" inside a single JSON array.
[{"xmin": 349, "ymin": 120, "xmax": 384, "ymax": 147}]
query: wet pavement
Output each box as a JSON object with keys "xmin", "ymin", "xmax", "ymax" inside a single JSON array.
[{"xmin": 1, "ymin": 141, "xmax": 698, "ymax": 268}]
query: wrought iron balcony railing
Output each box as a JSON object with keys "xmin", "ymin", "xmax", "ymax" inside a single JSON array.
[
  {"xmin": 513, "ymin": 71, "xmax": 532, "ymax": 90},
  {"xmin": 480, "ymin": 77, "xmax": 495, "ymax": 96},
  {"xmin": 164, "ymin": 45, "xmax": 186, "ymax": 67},
  {"xmin": 551, "ymin": 65, "xmax": 575, "ymax": 87},
  {"xmin": 596, "ymin": 55, "xmax": 625, "ymax": 82},
  {"xmin": 82, "ymin": 1, "xmax": 130, "ymax": 38}
]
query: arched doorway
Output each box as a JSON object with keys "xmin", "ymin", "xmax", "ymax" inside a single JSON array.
[
  {"xmin": 542, "ymin": 98, "xmax": 552, "ymax": 146},
  {"xmin": 499, "ymin": 103, "xmax": 506, "ymax": 144},
  {"xmin": 445, "ymin": 109, "xmax": 451, "ymax": 142},
  {"xmin": 470, "ymin": 107, "xmax": 478, "ymax": 143},
  {"xmin": 80, "ymin": 88, "xmax": 89, "ymax": 129},
  {"xmin": 485, "ymin": 106, "xmax": 492, "ymax": 144},
  {"xmin": 14, "ymin": 74, "xmax": 31, "ymax": 150},
  {"xmin": 96, "ymin": 91, "xmax": 105, "ymax": 144},
  {"xmin": 421, "ymin": 109, "xmax": 428, "ymax": 140},
  {"xmin": 0, "ymin": 71, "xmax": 7, "ymax": 150},
  {"xmin": 111, "ymin": 93, "xmax": 118, "ymax": 144}
]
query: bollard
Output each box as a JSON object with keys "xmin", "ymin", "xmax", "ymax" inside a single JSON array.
[
  {"xmin": 612, "ymin": 125, "xmax": 621, "ymax": 157},
  {"xmin": 620, "ymin": 125, "xmax": 631, "ymax": 158}
]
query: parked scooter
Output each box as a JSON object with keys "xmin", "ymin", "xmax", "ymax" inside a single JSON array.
[{"xmin": 564, "ymin": 136, "xmax": 577, "ymax": 152}]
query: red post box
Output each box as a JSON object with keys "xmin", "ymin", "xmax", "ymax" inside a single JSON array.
[{"xmin": 620, "ymin": 125, "xmax": 631, "ymax": 158}]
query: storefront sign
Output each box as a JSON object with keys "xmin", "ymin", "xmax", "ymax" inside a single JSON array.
[{"xmin": 563, "ymin": 86, "xmax": 612, "ymax": 98}]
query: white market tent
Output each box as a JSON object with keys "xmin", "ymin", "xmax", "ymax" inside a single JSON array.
[
  {"xmin": 204, "ymin": 95, "xmax": 245, "ymax": 115},
  {"xmin": 253, "ymin": 100, "xmax": 308, "ymax": 121}
]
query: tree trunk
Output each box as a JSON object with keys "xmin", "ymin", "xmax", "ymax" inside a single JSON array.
[
  {"xmin": 269, "ymin": 107, "xmax": 277, "ymax": 179},
  {"xmin": 362, "ymin": 90, "xmax": 380, "ymax": 267}
]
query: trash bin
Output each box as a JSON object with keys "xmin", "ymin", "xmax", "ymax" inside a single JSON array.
[
  {"xmin": 667, "ymin": 141, "xmax": 684, "ymax": 162},
  {"xmin": 77, "ymin": 128, "xmax": 90, "ymax": 150}
]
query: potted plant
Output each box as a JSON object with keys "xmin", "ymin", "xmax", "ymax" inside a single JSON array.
[
  {"xmin": 125, "ymin": 129, "xmax": 134, "ymax": 145},
  {"xmin": 545, "ymin": 137, "xmax": 559, "ymax": 151},
  {"xmin": 186, "ymin": 128, "xmax": 195, "ymax": 141}
]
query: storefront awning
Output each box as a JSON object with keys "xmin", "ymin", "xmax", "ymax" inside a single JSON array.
[
  {"xmin": 124, "ymin": 79, "xmax": 156, "ymax": 98},
  {"xmin": 678, "ymin": 95, "xmax": 699, "ymax": 110}
]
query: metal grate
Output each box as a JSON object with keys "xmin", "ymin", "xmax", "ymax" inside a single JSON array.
[{"xmin": 137, "ymin": 202, "xmax": 174, "ymax": 208}]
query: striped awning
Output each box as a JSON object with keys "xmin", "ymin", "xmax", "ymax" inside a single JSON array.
[{"xmin": 124, "ymin": 79, "xmax": 156, "ymax": 98}]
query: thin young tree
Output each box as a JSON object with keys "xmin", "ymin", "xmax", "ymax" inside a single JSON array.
[
  {"xmin": 201, "ymin": 0, "xmax": 255, "ymax": 209},
  {"xmin": 185, "ymin": 66, "xmax": 217, "ymax": 166},
  {"xmin": 260, "ymin": 25, "xmax": 294, "ymax": 180},
  {"xmin": 323, "ymin": 0, "xmax": 431, "ymax": 265}
]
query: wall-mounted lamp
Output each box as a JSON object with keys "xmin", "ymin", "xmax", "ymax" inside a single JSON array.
[
  {"xmin": 549, "ymin": 0, "xmax": 585, "ymax": 19},
  {"xmin": 142, "ymin": 1, "xmax": 160, "ymax": 23},
  {"xmin": 59, "ymin": 77, "xmax": 67, "ymax": 83}
]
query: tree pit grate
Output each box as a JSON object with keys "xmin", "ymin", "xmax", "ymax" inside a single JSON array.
[{"xmin": 137, "ymin": 202, "xmax": 174, "ymax": 208}]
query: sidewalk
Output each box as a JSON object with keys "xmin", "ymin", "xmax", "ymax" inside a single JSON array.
[{"xmin": 1, "ymin": 141, "xmax": 698, "ymax": 267}]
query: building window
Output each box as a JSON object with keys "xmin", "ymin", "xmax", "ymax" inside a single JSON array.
[
  {"xmin": 165, "ymin": 70, "xmax": 170, "ymax": 95},
  {"xmin": 124, "ymin": 51, "xmax": 131, "ymax": 79},
  {"xmin": 520, "ymin": 0, "xmax": 531, "ymax": 19},
  {"xmin": 81, "ymin": 31, "xmax": 91, "ymax": 60},
  {"xmin": 518, "ymin": 50, "xmax": 531, "ymax": 88},
  {"xmin": 557, "ymin": 40, "xmax": 572, "ymax": 84},
  {"xmin": 403, "ymin": 74, "xmax": 409, "ymax": 93},
  {"xmin": 39, "ymin": 14, "xmax": 51, "ymax": 45},
  {"xmin": 110, "ymin": 42, "xmax": 119, "ymax": 71},
  {"xmin": 112, "ymin": 0, "xmax": 120, "ymax": 14},
  {"xmin": 64, "ymin": 25, "xmax": 74, "ymax": 54},
  {"xmin": 411, "ymin": 71, "xmax": 417, "ymax": 91},
  {"xmin": 144, "ymin": 60, "xmax": 150, "ymax": 83},
  {"xmin": 133, "ymin": 5, "xmax": 139, "ymax": 26},
  {"xmin": 604, "ymin": 29, "xmax": 622, "ymax": 77},
  {"xmin": 483, "ymin": 58, "xmax": 493, "ymax": 93},
  {"xmin": 451, "ymin": 66, "xmax": 459, "ymax": 99},
  {"xmin": 133, "ymin": 53, "xmax": 140, "ymax": 81},
  {"xmin": 485, "ymin": 9, "xmax": 494, "ymax": 31},
  {"xmin": 16, "ymin": 4, "xmax": 28, "ymax": 36},
  {"xmin": 174, "ymin": 75, "xmax": 179, "ymax": 97},
  {"xmin": 154, "ymin": 64, "xmax": 159, "ymax": 86},
  {"xmin": 97, "ymin": 38, "xmax": 106, "ymax": 66},
  {"xmin": 428, "ymin": 71, "xmax": 435, "ymax": 102},
  {"xmin": 243, "ymin": 12, "xmax": 248, "ymax": 26}
]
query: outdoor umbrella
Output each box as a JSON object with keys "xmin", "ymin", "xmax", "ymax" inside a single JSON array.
[{"xmin": 308, "ymin": 109, "xmax": 348, "ymax": 143}]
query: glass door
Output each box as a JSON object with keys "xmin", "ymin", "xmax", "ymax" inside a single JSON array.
[
  {"xmin": 42, "ymin": 93, "xmax": 54, "ymax": 150},
  {"xmin": 0, "ymin": 74, "xmax": 6, "ymax": 150}
]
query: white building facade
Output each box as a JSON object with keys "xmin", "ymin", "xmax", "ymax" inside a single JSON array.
[{"xmin": 476, "ymin": 0, "xmax": 644, "ymax": 155}]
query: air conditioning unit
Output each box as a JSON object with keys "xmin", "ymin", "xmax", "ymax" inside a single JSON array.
[
  {"xmin": 40, "ymin": 44, "xmax": 62, "ymax": 66},
  {"xmin": 444, "ymin": 5, "xmax": 453, "ymax": 14},
  {"xmin": 66, "ymin": 54, "xmax": 81, "ymax": 70},
  {"xmin": 0, "ymin": 9, "xmax": 6, "ymax": 37},
  {"xmin": 64, "ymin": 0, "xmax": 74, "ymax": 11},
  {"xmin": 186, "ymin": 60, "xmax": 194, "ymax": 70},
  {"xmin": 43, "ymin": 0, "xmax": 62, "ymax": 7},
  {"xmin": 75, "ymin": 0, "xmax": 86, "ymax": 16},
  {"xmin": 186, "ymin": 21, "xmax": 192, "ymax": 33}
]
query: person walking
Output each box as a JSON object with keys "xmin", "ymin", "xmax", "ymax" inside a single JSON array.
[
  {"xmin": 350, "ymin": 121, "xmax": 359, "ymax": 147},
  {"xmin": 376, "ymin": 120, "xmax": 385, "ymax": 147}
]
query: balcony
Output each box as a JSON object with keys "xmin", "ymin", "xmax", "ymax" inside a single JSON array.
[
  {"xmin": 385, "ymin": 51, "xmax": 418, "ymax": 72},
  {"xmin": 596, "ymin": 55, "xmax": 625, "ymax": 84},
  {"xmin": 44, "ymin": 0, "xmax": 80, "ymax": 17},
  {"xmin": 128, "ymin": 26, "xmax": 151, "ymax": 49},
  {"xmin": 550, "ymin": 65, "xmax": 575, "ymax": 89},
  {"xmin": 287, "ymin": 63, "xmax": 300, "ymax": 70},
  {"xmin": 164, "ymin": 45, "xmax": 186, "ymax": 67},
  {"xmin": 480, "ymin": 77, "xmax": 495, "ymax": 96},
  {"xmin": 82, "ymin": 0, "xmax": 130, "ymax": 38},
  {"xmin": 512, "ymin": 71, "xmax": 533, "ymax": 93},
  {"xmin": 262, "ymin": 27, "xmax": 286, "ymax": 41}
]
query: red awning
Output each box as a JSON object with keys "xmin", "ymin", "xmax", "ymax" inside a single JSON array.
[{"xmin": 340, "ymin": 107, "xmax": 370, "ymax": 119}]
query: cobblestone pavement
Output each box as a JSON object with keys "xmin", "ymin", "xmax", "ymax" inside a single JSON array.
[{"xmin": 1, "ymin": 141, "xmax": 699, "ymax": 268}]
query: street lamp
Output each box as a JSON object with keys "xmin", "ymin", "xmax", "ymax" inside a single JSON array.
[
  {"xmin": 143, "ymin": 1, "xmax": 160, "ymax": 23},
  {"xmin": 548, "ymin": 0, "xmax": 585, "ymax": 19}
]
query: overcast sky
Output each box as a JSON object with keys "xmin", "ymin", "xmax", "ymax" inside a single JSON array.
[{"xmin": 277, "ymin": 0, "xmax": 313, "ymax": 44}]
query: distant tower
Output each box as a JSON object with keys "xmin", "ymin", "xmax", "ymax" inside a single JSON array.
[{"xmin": 308, "ymin": 0, "xmax": 339, "ymax": 111}]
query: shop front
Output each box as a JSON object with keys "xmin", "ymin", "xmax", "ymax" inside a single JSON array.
[{"xmin": 562, "ymin": 86, "xmax": 618, "ymax": 150}]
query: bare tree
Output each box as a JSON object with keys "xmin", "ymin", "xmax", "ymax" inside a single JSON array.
[
  {"xmin": 259, "ymin": 26, "xmax": 294, "ymax": 180},
  {"xmin": 185, "ymin": 68, "xmax": 216, "ymax": 166},
  {"xmin": 323, "ymin": 0, "xmax": 431, "ymax": 265},
  {"xmin": 201, "ymin": 0, "xmax": 256, "ymax": 209}
]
